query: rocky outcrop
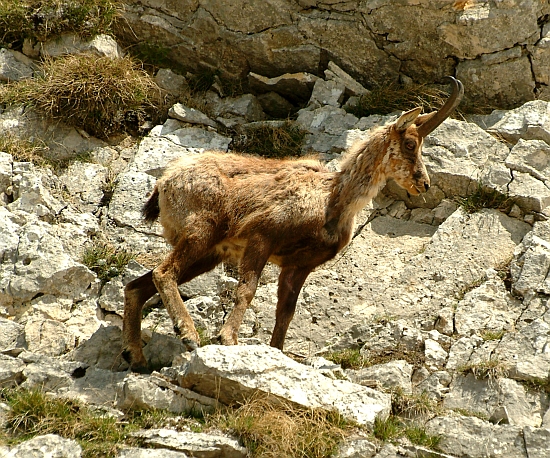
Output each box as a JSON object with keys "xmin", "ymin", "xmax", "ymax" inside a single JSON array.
[{"xmin": 116, "ymin": 0, "xmax": 550, "ymax": 108}]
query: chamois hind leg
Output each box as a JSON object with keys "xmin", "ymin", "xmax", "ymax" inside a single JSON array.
[
  {"xmin": 218, "ymin": 236, "xmax": 272, "ymax": 345},
  {"xmin": 123, "ymin": 252, "xmax": 222, "ymax": 372},
  {"xmin": 123, "ymin": 270, "xmax": 157, "ymax": 371},
  {"xmin": 270, "ymin": 266, "xmax": 312, "ymax": 350},
  {"xmin": 153, "ymin": 229, "xmax": 222, "ymax": 349}
]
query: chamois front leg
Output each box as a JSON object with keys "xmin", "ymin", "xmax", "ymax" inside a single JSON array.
[
  {"xmin": 218, "ymin": 236, "xmax": 272, "ymax": 345},
  {"xmin": 270, "ymin": 266, "xmax": 312, "ymax": 350}
]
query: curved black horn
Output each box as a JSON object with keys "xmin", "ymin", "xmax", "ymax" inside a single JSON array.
[{"xmin": 416, "ymin": 76, "xmax": 464, "ymax": 137}]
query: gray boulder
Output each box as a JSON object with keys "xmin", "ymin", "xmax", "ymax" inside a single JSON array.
[{"xmin": 177, "ymin": 345, "xmax": 391, "ymax": 428}]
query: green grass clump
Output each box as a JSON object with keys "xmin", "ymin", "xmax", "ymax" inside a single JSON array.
[
  {"xmin": 346, "ymin": 83, "xmax": 455, "ymax": 118},
  {"xmin": 457, "ymin": 182, "xmax": 513, "ymax": 214},
  {"xmin": 0, "ymin": 388, "xmax": 128, "ymax": 457},
  {"xmin": 81, "ymin": 241, "xmax": 135, "ymax": 283},
  {"xmin": 479, "ymin": 329, "xmax": 506, "ymax": 341},
  {"xmin": 0, "ymin": 0, "xmax": 120, "ymax": 48},
  {"xmin": 404, "ymin": 424, "xmax": 441, "ymax": 448},
  {"xmin": 324, "ymin": 348, "xmax": 366, "ymax": 370},
  {"xmin": 0, "ymin": 54, "xmax": 166, "ymax": 139},
  {"xmin": 231, "ymin": 121, "xmax": 307, "ymax": 159}
]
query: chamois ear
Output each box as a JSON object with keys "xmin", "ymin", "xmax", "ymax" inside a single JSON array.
[{"xmin": 395, "ymin": 107, "xmax": 422, "ymax": 132}]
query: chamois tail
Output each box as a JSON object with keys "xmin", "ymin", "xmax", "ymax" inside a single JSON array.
[{"xmin": 142, "ymin": 187, "xmax": 160, "ymax": 223}]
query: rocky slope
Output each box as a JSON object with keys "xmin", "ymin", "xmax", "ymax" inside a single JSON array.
[{"xmin": 1, "ymin": 39, "xmax": 550, "ymax": 458}]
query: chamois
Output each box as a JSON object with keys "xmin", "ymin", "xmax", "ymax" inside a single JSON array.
[{"xmin": 122, "ymin": 77, "xmax": 464, "ymax": 372}]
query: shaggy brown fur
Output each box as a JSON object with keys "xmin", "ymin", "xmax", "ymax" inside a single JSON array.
[{"xmin": 122, "ymin": 78, "xmax": 463, "ymax": 372}]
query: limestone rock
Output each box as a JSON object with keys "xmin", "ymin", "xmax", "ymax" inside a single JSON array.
[
  {"xmin": 454, "ymin": 275, "xmax": 523, "ymax": 336},
  {"xmin": 426, "ymin": 415, "xmax": 527, "ymax": 457},
  {"xmin": 456, "ymin": 49, "xmax": 535, "ymax": 108},
  {"xmin": 309, "ymin": 79, "xmax": 346, "ymax": 107},
  {"xmin": 347, "ymin": 360, "xmax": 413, "ymax": 394},
  {"xmin": 334, "ymin": 436, "xmax": 377, "ymax": 458},
  {"xmin": 0, "ymin": 48, "xmax": 33, "ymax": 81},
  {"xmin": 0, "ymin": 318, "xmax": 26, "ymax": 352},
  {"xmin": 444, "ymin": 375, "xmax": 548, "ymax": 427},
  {"xmin": 168, "ymin": 104, "xmax": 217, "ymax": 128},
  {"xmin": 324, "ymin": 61, "xmax": 369, "ymax": 97},
  {"xmin": 506, "ymin": 139, "xmax": 550, "ymax": 186},
  {"xmin": 3, "ymin": 220, "xmax": 95, "ymax": 304},
  {"xmin": 24, "ymin": 317, "xmax": 75, "ymax": 356},
  {"xmin": 0, "ymin": 354, "xmax": 25, "ymax": 388},
  {"xmin": 39, "ymin": 33, "xmax": 123, "ymax": 59},
  {"xmin": 108, "ymin": 171, "xmax": 161, "ymax": 235},
  {"xmin": 117, "ymin": 373, "xmax": 218, "ymax": 414},
  {"xmin": 67, "ymin": 325, "xmax": 129, "ymax": 372},
  {"xmin": 523, "ymin": 426, "xmax": 550, "ymax": 458},
  {"xmin": 256, "ymin": 91, "xmax": 295, "ymax": 118},
  {"xmin": 131, "ymin": 428, "xmax": 247, "ymax": 458},
  {"xmin": 155, "ymin": 68, "xmax": 187, "ymax": 96},
  {"xmin": 488, "ymin": 100, "xmax": 550, "ymax": 145},
  {"xmin": 177, "ymin": 345, "xmax": 391, "ymax": 428},
  {"xmin": 248, "ymin": 71, "xmax": 319, "ymax": 104},
  {"xmin": 0, "ymin": 434, "xmax": 82, "ymax": 457}
]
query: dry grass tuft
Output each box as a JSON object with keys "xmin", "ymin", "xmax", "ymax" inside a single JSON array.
[
  {"xmin": 0, "ymin": 54, "xmax": 166, "ymax": 139},
  {"xmin": 346, "ymin": 82, "xmax": 462, "ymax": 119},
  {"xmin": 457, "ymin": 358, "xmax": 509, "ymax": 380},
  {"xmin": 217, "ymin": 395, "xmax": 355, "ymax": 458},
  {"xmin": 0, "ymin": 132, "xmax": 50, "ymax": 167},
  {"xmin": 231, "ymin": 121, "xmax": 307, "ymax": 158}
]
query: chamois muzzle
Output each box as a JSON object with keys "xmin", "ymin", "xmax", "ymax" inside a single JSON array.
[{"xmin": 416, "ymin": 77, "xmax": 464, "ymax": 138}]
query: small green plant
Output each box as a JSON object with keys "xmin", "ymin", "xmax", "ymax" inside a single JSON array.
[
  {"xmin": 480, "ymin": 329, "xmax": 506, "ymax": 341},
  {"xmin": 0, "ymin": 54, "xmax": 166, "ymax": 139},
  {"xmin": 231, "ymin": 121, "xmax": 307, "ymax": 159},
  {"xmin": 404, "ymin": 424, "xmax": 441, "ymax": 449},
  {"xmin": 0, "ymin": 388, "xmax": 128, "ymax": 456},
  {"xmin": 130, "ymin": 42, "xmax": 173, "ymax": 70},
  {"xmin": 520, "ymin": 378, "xmax": 550, "ymax": 394},
  {"xmin": 373, "ymin": 415, "xmax": 402, "ymax": 442},
  {"xmin": 197, "ymin": 327, "xmax": 213, "ymax": 347},
  {"xmin": 391, "ymin": 389, "xmax": 440, "ymax": 418},
  {"xmin": 0, "ymin": 0, "xmax": 120, "ymax": 48},
  {"xmin": 187, "ymin": 68, "xmax": 219, "ymax": 93},
  {"xmin": 457, "ymin": 358, "xmax": 509, "ymax": 380},
  {"xmin": 82, "ymin": 241, "xmax": 135, "ymax": 283},
  {"xmin": 324, "ymin": 348, "xmax": 366, "ymax": 370},
  {"xmin": 346, "ymin": 82, "xmax": 459, "ymax": 118},
  {"xmin": 457, "ymin": 182, "xmax": 513, "ymax": 214}
]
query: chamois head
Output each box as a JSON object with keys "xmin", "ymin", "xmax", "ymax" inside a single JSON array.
[{"xmin": 384, "ymin": 77, "xmax": 464, "ymax": 196}]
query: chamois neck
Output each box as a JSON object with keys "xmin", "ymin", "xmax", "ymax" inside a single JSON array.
[{"xmin": 331, "ymin": 126, "xmax": 390, "ymax": 218}]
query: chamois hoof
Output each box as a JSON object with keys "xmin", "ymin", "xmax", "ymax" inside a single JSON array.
[
  {"xmin": 181, "ymin": 338, "xmax": 199, "ymax": 352},
  {"xmin": 215, "ymin": 332, "xmax": 238, "ymax": 346},
  {"xmin": 122, "ymin": 347, "xmax": 150, "ymax": 373},
  {"xmin": 131, "ymin": 364, "xmax": 152, "ymax": 374}
]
